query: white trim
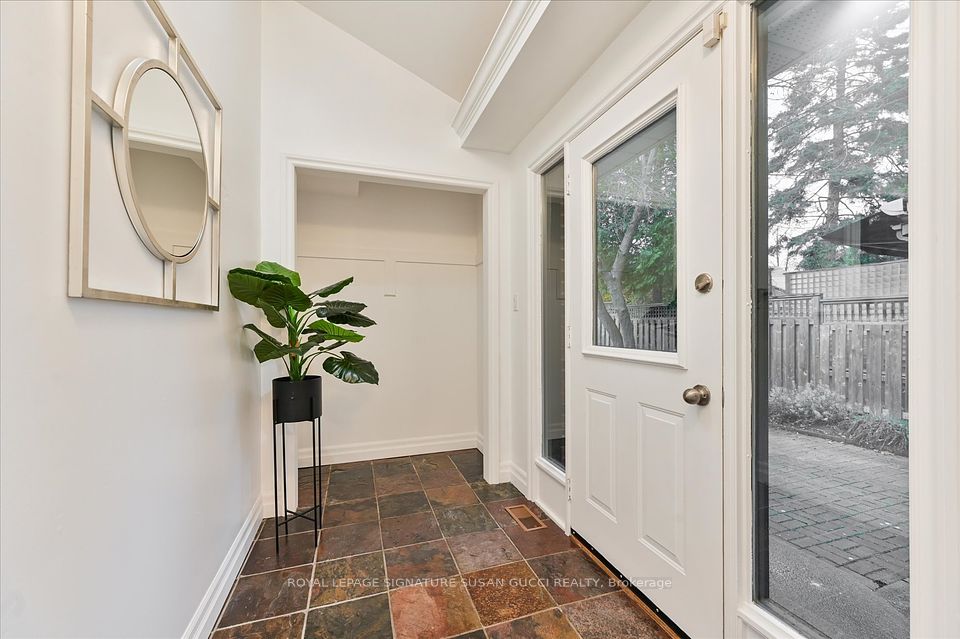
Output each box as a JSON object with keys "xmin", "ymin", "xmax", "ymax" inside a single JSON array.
[
  {"xmin": 277, "ymin": 155, "xmax": 503, "ymax": 488},
  {"xmin": 908, "ymin": 1, "xmax": 960, "ymax": 635},
  {"xmin": 180, "ymin": 497, "xmax": 261, "ymax": 639},
  {"xmin": 297, "ymin": 432, "xmax": 482, "ymax": 467},
  {"xmin": 720, "ymin": 2, "xmax": 760, "ymax": 638},
  {"xmin": 534, "ymin": 455, "xmax": 565, "ymax": 485},
  {"xmin": 452, "ymin": 0, "xmax": 549, "ymax": 142},
  {"xmin": 525, "ymin": 147, "xmax": 571, "ymax": 532},
  {"xmin": 531, "ymin": 1, "xmax": 722, "ymax": 157},
  {"xmin": 499, "ymin": 460, "xmax": 530, "ymax": 494}
]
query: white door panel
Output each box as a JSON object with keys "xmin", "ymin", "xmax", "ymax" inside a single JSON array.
[{"xmin": 567, "ymin": 31, "xmax": 723, "ymax": 638}]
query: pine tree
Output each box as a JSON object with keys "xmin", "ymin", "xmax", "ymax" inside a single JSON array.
[{"xmin": 766, "ymin": 1, "xmax": 908, "ymax": 270}]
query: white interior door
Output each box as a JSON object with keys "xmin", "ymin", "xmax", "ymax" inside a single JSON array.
[{"xmin": 567, "ymin": 32, "xmax": 723, "ymax": 638}]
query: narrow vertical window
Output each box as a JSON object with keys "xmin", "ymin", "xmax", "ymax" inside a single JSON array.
[
  {"xmin": 542, "ymin": 161, "xmax": 566, "ymax": 468},
  {"xmin": 754, "ymin": 2, "xmax": 910, "ymax": 637}
]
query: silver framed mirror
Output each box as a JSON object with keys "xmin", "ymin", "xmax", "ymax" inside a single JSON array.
[
  {"xmin": 113, "ymin": 59, "xmax": 209, "ymax": 264},
  {"xmin": 68, "ymin": 0, "xmax": 222, "ymax": 310}
]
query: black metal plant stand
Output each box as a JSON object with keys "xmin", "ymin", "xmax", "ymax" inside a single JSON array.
[{"xmin": 272, "ymin": 395, "xmax": 322, "ymax": 552}]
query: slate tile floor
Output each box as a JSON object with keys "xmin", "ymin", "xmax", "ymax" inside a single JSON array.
[{"xmin": 212, "ymin": 449, "xmax": 672, "ymax": 639}]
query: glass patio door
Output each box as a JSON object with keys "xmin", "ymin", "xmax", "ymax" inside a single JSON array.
[{"xmin": 753, "ymin": 2, "xmax": 911, "ymax": 637}]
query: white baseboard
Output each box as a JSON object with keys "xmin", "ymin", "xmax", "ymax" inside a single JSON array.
[
  {"xmin": 499, "ymin": 460, "xmax": 529, "ymax": 495},
  {"xmin": 181, "ymin": 497, "xmax": 262, "ymax": 639},
  {"xmin": 298, "ymin": 431, "xmax": 481, "ymax": 466},
  {"xmin": 476, "ymin": 431, "xmax": 486, "ymax": 454}
]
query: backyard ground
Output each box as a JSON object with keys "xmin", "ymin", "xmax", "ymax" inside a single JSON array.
[{"xmin": 768, "ymin": 430, "xmax": 909, "ymax": 639}]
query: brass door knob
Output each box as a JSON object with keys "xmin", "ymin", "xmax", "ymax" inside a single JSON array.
[{"xmin": 682, "ymin": 384, "xmax": 711, "ymax": 406}]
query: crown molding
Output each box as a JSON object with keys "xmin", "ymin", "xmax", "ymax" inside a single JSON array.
[{"xmin": 451, "ymin": 0, "xmax": 550, "ymax": 142}]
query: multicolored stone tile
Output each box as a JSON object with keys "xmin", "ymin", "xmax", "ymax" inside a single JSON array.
[
  {"xmin": 412, "ymin": 454, "xmax": 457, "ymax": 472},
  {"xmin": 455, "ymin": 462, "xmax": 484, "ymax": 482},
  {"xmin": 501, "ymin": 519, "xmax": 574, "ymax": 559},
  {"xmin": 463, "ymin": 561, "xmax": 555, "ymax": 626},
  {"xmin": 377, "ymin": 490, "xmax": 431, "ymax": 518},
  {"xmin": 375, "ymin": 472, "xmax": 422, "ymax": 496},
  {"xmin": 380, "ymin": 512, "xmax": 442, "ymax": 548},
  {"xmin": 425, "ymin": 484, "xmax": 479, "ymax": 509},
  {"xmin": 326, "ymin": 478, "xmax": 375, "ymax": 504},
  {"xmin": 316, "ymin": 521, "xmax": 382, "ymax": 561},
  {"xmin": 449, "ymin": 450, "xmax": 483, "ymax": 466},
  {"xmin": 418, "ymin": 468, "xmax": 468, "ymax": 490},
  {"xmin": 303, "ymin": 593, "xmax": 393, "ymax": 639},
  {"xmin": 372, "ymin": 457, "xmax": 415, "ymax": 478},
  {"xmin": 212, "ymin": 612, "xmax": 305, "ymax": 639},
  {"xmin": 436, "ymin": 504, "xmax": 499, "ymax": 537},
  {"xmin": 562, "ymin": 591, "xmax": 669, "ymax": 639},
  {"xmin": 218, "ymin": 565, "xmax": 312, "ymax": 627},
  {"xmin": 321, "ymin": 498, "xmax": 378, "ymax": 527},
  {"xmin": 470, "ymin": 480, "xmax": 523, "ymax": 503},
  {"xmin": 241, "ymin": 531, "xmax": 317, "ymax": 576},
  {"xmin": 383, "ymin": 539, "xmax": 459, "ymax": 588},
  {"xmin": 446, "ymin": 529, "xmax": 523, "ymax": 573},
  {"xmin": 448, "ymin": 631, "xmax": 486, "ymax": 639},
  {"xmin": 389, "ymin": 580, "xmax": 482, "ymax": 639},
  {"xmin": 527, "ymin": 549, "xmax": 619, "ymax": 604},
  {"xmin": 485, "ymin": 608, "xmax": 580, "ymax": 639},
  {"xmin": 310, "ymin": 551, "xmax": 386, "ymax": 606}
]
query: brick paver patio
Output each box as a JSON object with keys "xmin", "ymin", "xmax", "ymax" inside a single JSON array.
[{"xmin": 768, "ymin": 430, "xmax": 909, "ymax": 597}]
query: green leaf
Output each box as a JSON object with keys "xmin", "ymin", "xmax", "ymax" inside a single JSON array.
[
  {"xmin": 305, "ymin": 319, "xmax": 365, "ymax": 342},
  {"xmin": 327, "ymin": 311, "xmax": 376, "ymax": 328},
  {"xmin": 260, "ymin": 282, "xmax": 312, "ymax": 312},
  {"xmin": 322, "ymin": 351, "xmax": 379, "ymax": 384},
  {"xmin": 258, "ymin": 301, "xmax": 288, "ymax": 328},
  {"xmin": 242, "ymin": 323, "xmax": 282, "ymax": 347},
  {"xmin": 255, "ymin": 261, "xmax": 301, "ymax": 286},
  {"xmin": 319, "ymin": 300, "xmax": 367, "ymax": 315},
  {"xmin": 227, "ymin": 268, "xmax": 287, "ymax": 306},
  {"xmin": 311, "ymin": 277, "xmax": 354, "ymax": 298},
  {"xmin": 253, "ymin": 339, "xmax": 299, "ymax": 363}
]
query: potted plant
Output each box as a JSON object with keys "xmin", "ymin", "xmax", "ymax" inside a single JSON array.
[{"xmin": 227, "ymin": 261, "xmax": 379, "ymax": 424}]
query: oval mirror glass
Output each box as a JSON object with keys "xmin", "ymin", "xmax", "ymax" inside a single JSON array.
[{"xmin": 127, "ymin": 68, "xmax": 207, "ymax": 258}]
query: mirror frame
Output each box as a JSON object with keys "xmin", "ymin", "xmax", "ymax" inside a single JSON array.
[
  {"xmin": 68, "ymin": 0, "xmax": 223, "ymax": 310},
  {"xmin": 113, "ymin": 59, "xmax": 209, "ymax": 264}
]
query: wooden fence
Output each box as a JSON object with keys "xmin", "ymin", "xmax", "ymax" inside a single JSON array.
[
  {"xmin": 769, "ymin": 294, "xmax": 909, "ymax": 420},
  {"xmin": 596, "ymin": 316, "xmax": 678, "ymax": 351}
]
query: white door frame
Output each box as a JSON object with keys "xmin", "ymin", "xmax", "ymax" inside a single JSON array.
[
  {"xmin": 523, "ymin": 1, "xmax": 960, "ymax": 636},
  {"xmin": 271, "ymin": 155, "xmax": 504, "ymax": 490}
]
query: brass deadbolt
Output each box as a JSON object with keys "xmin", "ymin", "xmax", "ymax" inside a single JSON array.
[{"xmin": 694, "ymin": 273, "xmax": 713, "ymax": 293}]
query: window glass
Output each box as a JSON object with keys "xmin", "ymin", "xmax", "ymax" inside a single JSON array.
[
  {"xmin": 594, "ymin": 110, "xmax": 678, "ymax": 352},
  {"xmin": 754, "ymin": 2, "xmax": 910, "ymax": 637}
]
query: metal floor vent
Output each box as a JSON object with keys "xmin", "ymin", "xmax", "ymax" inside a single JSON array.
[{"xmin": 504, "ymin": 504, "xmax": 547, "ymax": 531}]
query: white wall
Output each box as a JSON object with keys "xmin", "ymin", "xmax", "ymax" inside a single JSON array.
[
  {"xmin": 259, "ymin": 0, "xmax": 513, "ymax": 499},
  {"xmin": 0, "ymin": 1, "xmax": 262, "ymax": 637},
  {"xmin": 296, "ymin": 181, "xmax": 483, "ymax": 462}
]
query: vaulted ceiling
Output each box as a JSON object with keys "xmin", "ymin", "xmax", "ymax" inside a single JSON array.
[
  {"xmin": 298, "ymin": 1, "xmax": 649, "ymax": 152},
  {"xmin": 297, "ymin": 0, "xmax": 509, "ymax": 101}
]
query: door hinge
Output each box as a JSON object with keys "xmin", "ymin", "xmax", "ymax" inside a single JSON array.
[
  {"xmin": 566, "ymin": 324, "xmax": 572, "ymax": 349},
  {"xmin": 564, "ymin": 172, "xmax": 571, "ymax": 197},
  {"xmin": 702, "ymin": 11, "xmax": 726, "ymax": 48},
  {"xmin": 565, "ymin": 477, "xmax": 573, "ymax": 501}
]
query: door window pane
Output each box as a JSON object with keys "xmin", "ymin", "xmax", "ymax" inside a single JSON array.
[
  {"xmin": 542, "ymin": 161, "xmax": 566, "ymax": 468},
  {"xmin": 754, "ymin": 2, "xmax": 910, "ymax": 637},
  {"xmin": 593, "ymin": 110, "xmax": 677, "ymax": 352}
]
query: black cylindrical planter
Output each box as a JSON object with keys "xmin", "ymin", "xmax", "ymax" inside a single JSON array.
[{"xmin": 272, "ymin": 375, "xmax": 322, "ymax": 423}]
